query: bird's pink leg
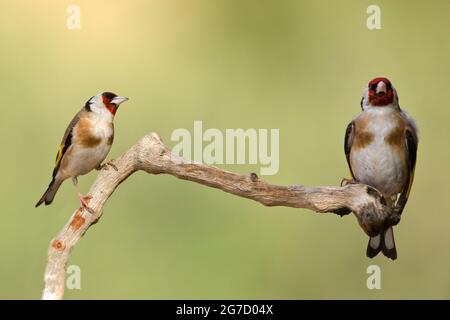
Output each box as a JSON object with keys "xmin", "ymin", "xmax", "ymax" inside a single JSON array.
[
  {"xmin": 97, "ymin": 159, "xmax": 118, "ymax": 171},
  {"xmin": 72, "ymin": 177, "xmax": 94, "ymax": 214},
  {"xmin": 340, "ymin": 178, "xmax": 357, "ymax": 187}
]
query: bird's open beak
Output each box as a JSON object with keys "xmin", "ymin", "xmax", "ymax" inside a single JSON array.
[
  {"xmin": 111, "ymin": 96, "xmax": 129, "ymax": 106},
  {"xmin": 376, "ymin": 81, "xmax": 387, "ymax": 96}
]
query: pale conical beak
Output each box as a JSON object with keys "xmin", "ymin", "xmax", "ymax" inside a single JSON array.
[
  {"xmin": 376, "ymin": 81, "xmax": 387, "ymax": 95},
  {"xmin": 111, "ymin": 96, "xmax": 129, "ymax": 106}
]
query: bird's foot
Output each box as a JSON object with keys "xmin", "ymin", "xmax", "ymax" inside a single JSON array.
[
  {"xmin": 97, "ymin": 159, "xmax": 118, "ymax": 171},
  {"xmin": 388, "ymin": 206, "xmax": 403, "ymax": 226},
  {"xmin": 387, "ymin": 213, "xmax": 401, "ymax": 227},
  {"xmin": 340, "ymin": 178, "xmax": 356, "ymax": 187},
  {"xmin": 79, "ymin": 195, "xmax": 94, "ymax": 214}
]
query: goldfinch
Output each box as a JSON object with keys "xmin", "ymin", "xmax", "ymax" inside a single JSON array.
[
  {"xmin": 344, "ymin": 78, "xmax": 418, "ymax": 260},
  {"xmin": 35, "ymin": 92, "xmax": 128, "ymax": 212}
]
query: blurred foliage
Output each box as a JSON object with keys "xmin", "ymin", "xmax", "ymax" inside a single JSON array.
[{"xmin": 0, "ymin": 0, "xmax": 449, "ymax": 299}]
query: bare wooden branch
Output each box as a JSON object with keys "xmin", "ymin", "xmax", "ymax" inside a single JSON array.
[{"xmin": 42, "ymin": 132, "xmax": 392, "ymax": 300}]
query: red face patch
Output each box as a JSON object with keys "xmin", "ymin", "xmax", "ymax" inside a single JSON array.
[
  {"xmin": 102, "ymin": 95, "xmax": 117, "ymax": 115},
  {"xmin": 368, "ymin": 77, "xmax": 391, "ymax": 88},
  {"xmin": 367, "ymin": 77, "xmax": 394, "ymax": 106}
]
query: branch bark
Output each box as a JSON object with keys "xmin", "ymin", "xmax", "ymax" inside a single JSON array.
[{"xmin": 41, "ymin": 132, "xmax": 392, "ymax": 300}]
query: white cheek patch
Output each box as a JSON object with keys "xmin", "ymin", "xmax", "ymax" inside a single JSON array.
[{"xmin": 90, "ymin": 103, "xmax": 114, "ymax": 122}]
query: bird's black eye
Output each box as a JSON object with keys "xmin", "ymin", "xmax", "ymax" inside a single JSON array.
[
  {"xmin": 386, "ymin": 82, "xmax": 392, "ymax": 91},
  {"xmin": 369, "ymin": 83, "xmax": 377, "ymax": 91}
]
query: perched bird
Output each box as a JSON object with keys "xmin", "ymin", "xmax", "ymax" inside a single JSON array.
[
  {"xmin": 35, "ymin": 92, "xmax": 128, "ymax": 212},
  {"xmin": 344, "ymin": 77, "xmax": 418, "ymax": 260}
]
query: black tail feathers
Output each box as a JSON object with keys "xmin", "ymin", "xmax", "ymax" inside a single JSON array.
[
  {"xmin": 366, "ymin": 227, "xmax": 397, "ymax": 260},
  {"xmin": 35, "ymin": 179, "xmax": 62, "ymax": 207}
]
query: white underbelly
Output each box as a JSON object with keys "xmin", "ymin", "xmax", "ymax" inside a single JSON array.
[
  {"xmin": 351, "ymin": 142, "xmax": 406, "ymax": 195},
  {"xmin": 64, "ymin": 142, "xmax": 111, "ymax": 177}
]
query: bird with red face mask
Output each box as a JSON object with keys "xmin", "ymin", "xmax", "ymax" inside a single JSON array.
[
  {"xmin": 35, "ymin": 92, "xmax": 129, "ymax": 213},
  {"xmin": 344, "ymin": 78, "xmax": 418, "ymax": 260}
]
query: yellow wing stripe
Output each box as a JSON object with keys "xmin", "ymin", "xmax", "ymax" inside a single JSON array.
[
  {"xmin": 55, "ymin": 144, "xmax": 65, "ymax": 168},
  {"xmin": 405, "ymin": 167, "xmax": 416, "ymax": 200}
]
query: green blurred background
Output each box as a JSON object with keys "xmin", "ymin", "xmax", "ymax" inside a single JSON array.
[{"xmin": 0, "ymin": 0, "xmax": 449, "ymax": 299}]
